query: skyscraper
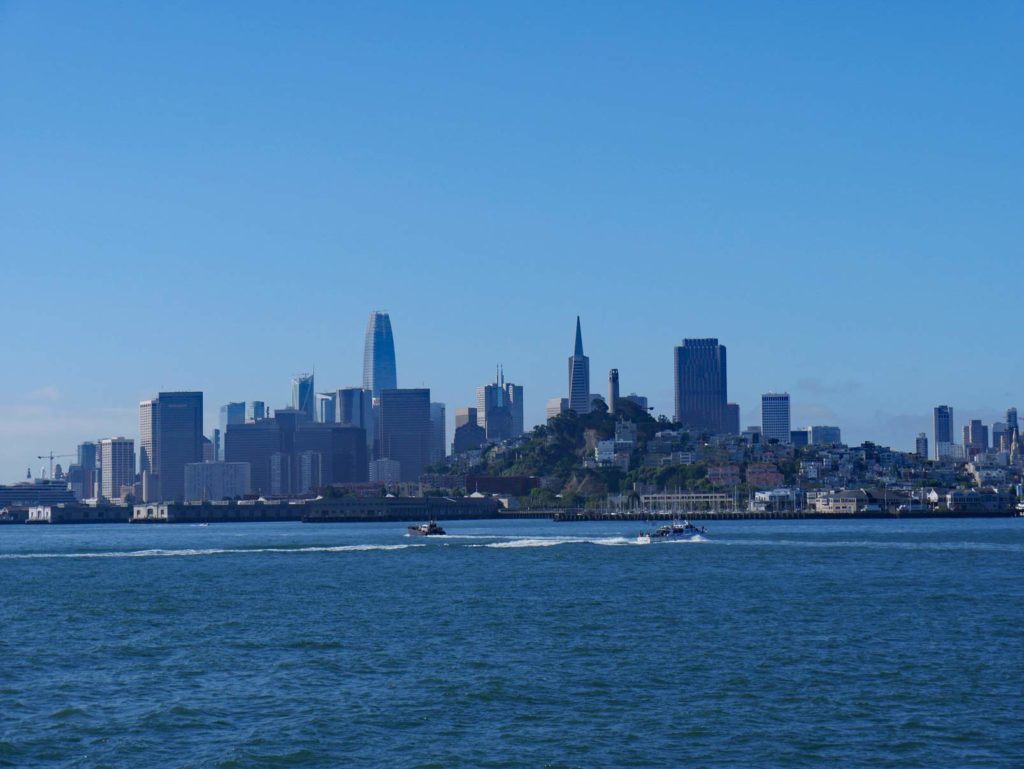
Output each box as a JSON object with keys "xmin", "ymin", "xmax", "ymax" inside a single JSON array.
[
  {"xmin": 77, "ymin": 441, "xmax": 97, "ymax": 499},
  {"xmin": 761, "ymin": 393, "xmax": 791, "ymax": 444},
  {"xmin": 916, "ymin": 433, "xmax": 929, "ymax": 460},
  {"xmin": 963, "ymin": 419, "xmax": 988, "ymax": 455},
  {"xmin": 291, "ymin": 373, "xmax": 315, "ymax": 420},
  {"xmin": 477, "ymin": 367, "xmax": 521, "ymax": 441},
  {"xmin": 139, "ymin": 392, "xmax": 204, "ymax": 502},
  {"xmin": 363, "ymin": 311, "xmax": 397, "ymax": 398},
  {"xmin": 377, "ymin": 388, "xmax": 431, "ymax": 482},
  {"xmin": 429, "ymin": 402, "xmax": 446, "ymax": 465},
  {"xmin": 337, "ymin": 387, "xmax": 374, "ymax": 454},
  {"xmin": 218, "ymin": 402, "xmax": 246, "ymax": 460},
  {"xmin": 249, "ymin": 401, "xmax": 266, "ymax": 421},
  {"xmin": 567, "ymin": 316, "xmax": 591, "ymax": 414},
  {"xmin": 933, "ymin": 405, "xmax": 954, "ymax": 460},
  {"xmin": 724, "ymin": 403, "xmax": 741, "ymax": 436},
  {"xmin": 608, "ymin": 369, "xmax": 620, "ymax": 415},
  {"xmin": 1006, "ymin": 407, "xmax": 1018, "ymax": 434},
  {"xmin": 98, "ymin": 437, "xmax": 135, "ymax": 501},
  {"xmin": 674, "ymin": 338, "xmax": 728, "ymax": 433},
  {"xmin": 315, "ymin": 392, "xmax": 337, "ymax": 423}
]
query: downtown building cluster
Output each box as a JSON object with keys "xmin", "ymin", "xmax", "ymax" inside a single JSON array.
[{"xmin": 3, "ymin": 313, "xmax": 1022, "ymax": 517}]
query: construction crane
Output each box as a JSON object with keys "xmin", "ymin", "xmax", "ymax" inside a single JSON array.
[{"xmin": 37, "ymin": 452, "xmax": 74, "ymax": 480}]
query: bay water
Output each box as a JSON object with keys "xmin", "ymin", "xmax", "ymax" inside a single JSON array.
[{"xmin": 1, "ymin": 519, "xmax": 1021, "ymax": 768}]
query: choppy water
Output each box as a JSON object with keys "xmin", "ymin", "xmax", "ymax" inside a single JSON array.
[{"xmin": 1, "ymin": 519, "xmax": 1022, "ymax": 768}]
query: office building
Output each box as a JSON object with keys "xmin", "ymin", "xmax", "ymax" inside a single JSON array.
[
  {"xmin": 139, "ymin": 392, "xmax": 204, "ymax": 502},
  {"xmin": 430, "ymin": 402, "xmax": 446, "ymax": 465},
  {"xmin": 184, "ymin": 462, "xmax": 251, "ymax": 502},
  {"xmin": 202, "ymin": 436, "xmax": 215, "ymax": 462},
  {"xmin": 369, "ymin": 458, "xmax": 402, "ymax": 485},
  {"xmin": 337, "ymin": 387, "xmax": 374, "ymax": 454},
  {"xmin": 454, "ymin": 407, "xmax": 475, "ymax": 429},
  {"xmin": 377, "ymin": 388, "xmax": 431, "ymax": 482},
  {"xmin": 99, "ymin": 437, "xmax": 135, "ymax": 501},
  {"xmin": 452, "ymin": 409, "xmax": 486, "ymax": 455},
  {"xmin": 608, "ymin": 369, "xmax": 620, "ymax": 415},
  {"xmin": 218, "ymin": 402, "xmax": 246, "ymax": 460},
  {"xmin": 761, "ymin": 393, "xmax": 791, "ymax": 444},
  {"xmin": 963, "ymin": 420, "xmax": 988, "ymax": 456},
  {"xmin": 297, "ymin": 451, "xmax": 322, "ymax": 494},
  {"xmin": 363, "ymin": 311, "xmax": 398, "ymax": 398},
  {"xmin": 292, "ymin": 373, "xmax": 315, "ymax": 420},
  {"xmin": 546, "ymin": 398, "xmax": 568, "ymax": 420},
  {"xmin": 809, "ymin": 425, "xmax": 842, "ymax": 446},
  {"xmin": 623, "ymin": 394, "xmax": 649, "ymax": 411},
  {"xmin": 567, "ymin": 316, "xmax": 591, "ymax": 414},
  {"xmin": 316, "ymin": 392, "xmax": 337, "ymax": 423},
  {"xmin": 225, "ymin": 409, "xmax": 367, "ymax": 496},
  {"xmin": 724, "ymin": 403, "xmax": 740, "ymax": 436},
  {"xmin": 77, "ymin": 441, "xmax": 97, "ymax": 499},
  {"xmin": 916, "ymin": 433, "xmax": 929, "ymax": 460},
  {"xmin": 790, "ymin": 430, "xmax": 809, "ymax": 448},
  {"xmin": 673, "ymin": 338, "xmax": 728, "ymax": 434},
  {"xmin": 1007, "ymin": 407, "xmax": 1019, "ymax": 434},
  {"xmin": 992, "ymin": 422, "xmax": 1008, "ymax": 454},
  {"xmin": 249, "ymin": 401, "xmax": 266, "ymax": 421},
  {"xmin": 933, "ymin": 405, "xmax": 954, "ymax": 460},
  {"xmin": 477, "ymin": 367, "xmax": 518, "ymax": 442}
]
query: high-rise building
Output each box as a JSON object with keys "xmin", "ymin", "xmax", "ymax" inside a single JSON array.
[
  {"xmin": 992, "ymin": 422, "xmax": 1008, "ymax": 453},
  {"xmin": 809, "ymin": 425, "xmax": 842, "ymax": 446},
  {"xmin": 315, "ymin": 392, "xmax": 337, "ymax": 423},
  {"xmin": 608, "ymin": 369, "xmax": 620, "ymax": 415},
  {"xmin": 363, "ymin": 311, "xmax": 397, "ymax": 398},
  {"xmin": 547, "ymin": 398, "xmax": 569, "ymax": 419},
  {"xmin": 291, "ymin": 374, "xmax": 315, "ymax": 420},
  {"xmin": 429, "ymin": 402, "xmax": 446, "ymax": 465},
  {"xmin": 225, "ymin": 409, "xmax": 367, "ymax": 495},
  {"xmin": 916, "ymin": 433, "xmax": 929, "ymax": 459},
  {"xmin": 963, "ymin": 420, "xmax": 988, "ymax": 455},
  {"xmin": 452, "ymin": 408, "xmax": 486, "ymax": 455},
  {"xmin": 249, "ymin": 401, "xmax": 266, "ymax": 421},
  {"xmin": 218, "ymin": 402, "xmax": 246, "ymax": 460},
  {"xmin": 761, "ymin": 393, "xmax": 791, "ymax": 444},
  {"xmin": 98, "ymin": 437, "xmax": 135, "ymax": 501},
  {"xmin": 184, "ymin": 462, "xmax": 251, "ymax": 502},
  {"xmin": 567, "ymin": 317, "xmax": 591, "ymax": 414},
  {"xmin": 790, "ymin": 430, "xmax": 809, "ymax": 448},
  {"xmin": 1007, "ymin": 407, "xmax": 1019, "ymax": 434},
  {"xmin": 623, "ymin": 394, "xmax": 648, "ymax": 411},
  {"xmin": 673, "ymin": 338, "xmax": 728, "ymax": 434},
  {"xmin": 337, "ymin": 387, "xmax": 374, "ymax": 455},
  {"xmin": 724, "ymin": 403, "xmax": 741, "ymax": 436},
  {"xmin": 139, "ymin": 392, "xmax": 204, "ymax": 502},
  {"xmin": 933, "ymin": 405, "xmax": 954, "ymax": 460},
  {"xmin": 477, "ymin": 367, "xmax": 520, "ymax": 442},
  {"xmin": 77, "ymin": 441, "xmax": 97, "ymax": 499},
  {"xmin": 377, "ymin": 388, "xmax": 431, "ymax": 482}
]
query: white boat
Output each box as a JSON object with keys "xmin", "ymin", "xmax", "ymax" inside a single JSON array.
[{"xmin": 638, "ymin": 520, "xmax": 706, "ymax": 543}]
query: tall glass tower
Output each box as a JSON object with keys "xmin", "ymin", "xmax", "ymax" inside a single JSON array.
[
  {"xmin": 363, "ymin": 311, "xmax": 397, "ymax": 398},
  {"xmin": 291, "ymin": 374, "xmax": 315, "ymax": 420}
]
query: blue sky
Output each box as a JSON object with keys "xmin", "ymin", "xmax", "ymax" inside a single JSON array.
[{"xmin": 1, "ymin": 1, "xmax": 1021, "ymax": 481}]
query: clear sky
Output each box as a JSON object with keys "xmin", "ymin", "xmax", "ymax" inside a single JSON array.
[{"xmin": 1, "ymin": 1, "xmax": 1021, "ymax": 482}]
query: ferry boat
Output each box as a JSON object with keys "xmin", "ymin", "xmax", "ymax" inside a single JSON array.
[
  {"xmin": 407, "ymin": 521, "xmax": 446, "ymax": 536},
  {"xmin": 637, "ymin": 520, "xmax": 706, "ymax": 544}
]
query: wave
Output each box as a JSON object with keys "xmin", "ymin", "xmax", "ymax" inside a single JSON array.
[
  {"xmin": 709, "ymin": 538, "xmax": 1023, "ymax": 553},
  {"xmin": 0, "ymin": 544, "xmax": 424, "ymax": 560},
  {"xmin": 479, "ymin": 536, "xmax": 648, "ymax": 548}
]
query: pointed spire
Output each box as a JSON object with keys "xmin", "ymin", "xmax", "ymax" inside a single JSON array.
[{"xmin": 574, "ymin": 316, "xmax": 585, "ymax": 357}]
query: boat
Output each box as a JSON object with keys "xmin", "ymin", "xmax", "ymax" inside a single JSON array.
[
  {"xmin": 638, "ymin": 520, "xmax": 706, "ymax": 543},
  {"xmin": 407, "ymin": 521, "xmax": 446, "ymax": 536}
]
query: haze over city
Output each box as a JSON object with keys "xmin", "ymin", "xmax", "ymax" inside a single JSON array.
[{"xmin": 1, "ymin": 2, "xmax": 1021, "ymax": 483}]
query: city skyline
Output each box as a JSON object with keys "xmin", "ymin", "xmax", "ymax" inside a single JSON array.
[
  {"xmin": 1, "ymin": 5, "xmax": 1021, "ymax": 482},
  {"xmin": 4, "ymin": 308, "xmax": 1020, "ymax": 485}
]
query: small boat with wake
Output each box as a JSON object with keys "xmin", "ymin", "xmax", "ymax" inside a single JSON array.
[
  {"xmin": 407, "ymin": 520, "xmax": 446, "ymax": 536},
  {"xmin": 637, "ymin": 520, "xmax": 706, "ymax": 544}
]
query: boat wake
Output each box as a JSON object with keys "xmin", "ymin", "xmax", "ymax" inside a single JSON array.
[{"xmin": 0, "ymin": 544, "xmax": 424, "ymax": 560}]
